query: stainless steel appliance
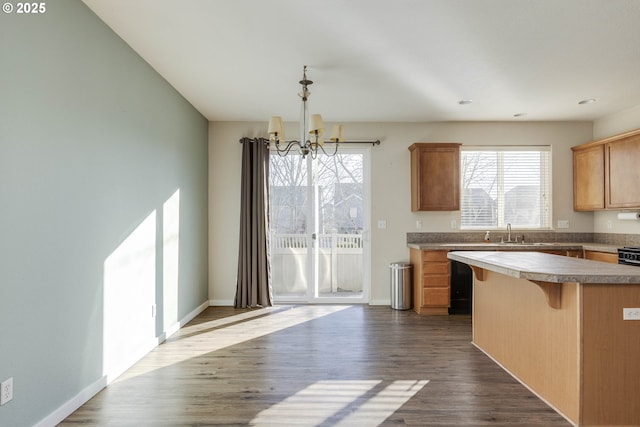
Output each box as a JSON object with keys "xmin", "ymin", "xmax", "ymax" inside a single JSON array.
[{"xmin": 617, "ymin": 247, "xmax": 640, "ymax": 266}]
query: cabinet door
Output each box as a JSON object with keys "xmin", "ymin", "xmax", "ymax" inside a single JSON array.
[
  {"xmin": 606, "ymin": 135, "xmax": 640, "ymax": 208},
  {"xmin": 422, "ymin": 288, "xmax": 450, "ymax": 307},
  {"xmin": 420, "ymin": 251, "xmax": 450, "ymax": 312},
  {"xmin": 409, "ymin": 143, "xmax": 461, "ymax": 211},
  {"xmin": 573, "ymin": 144, "xmax": 604, "ymax": 211},
  {"xmin": 584, "ymin": 251, "xmax": 618, "ymax": 264}
]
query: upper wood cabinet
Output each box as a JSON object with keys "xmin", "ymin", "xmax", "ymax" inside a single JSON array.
[
  {"xmin": 572, "ymin": 128, "xmax": 640, "ymax": 211},
  {"xmin": 409, "ymin": 143, "xmax": 461, "ymax": 211},
  {"xmin": 606, "ymin": 133, "xmax": 640, "ymax": 208},
  {"xmin": 573, "ymin": 144, "xmax": 605, "ymax": 211}
]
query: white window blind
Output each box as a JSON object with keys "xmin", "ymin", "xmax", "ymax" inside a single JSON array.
[{"xmin": 460, "ymin": 146, "xmax": 551, "ymax": 229}]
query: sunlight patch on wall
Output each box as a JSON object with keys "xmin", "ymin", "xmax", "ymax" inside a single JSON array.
[
  {"xmin": 250, "ymin": 379, "xmax": 429, "ymax": 426},
  {"xmin": 103, "ymin": 211, "xmax": 157, "ymax": 382},
  {"xmin": 162, "ymin": 189, "xmax": 180, "ymax": 332}
]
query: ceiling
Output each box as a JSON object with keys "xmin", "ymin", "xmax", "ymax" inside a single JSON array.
[{"xmin": 82, "ymin": 0, "xmax": 640, "ymax": 123}]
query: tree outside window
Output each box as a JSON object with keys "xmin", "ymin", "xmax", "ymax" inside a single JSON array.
[{"xmin": 461, "ymin": 147, "xmax": 551, "ymax": 229}]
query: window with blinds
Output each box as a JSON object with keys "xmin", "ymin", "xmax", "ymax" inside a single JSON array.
[{"xmin": 460, "ymin": 146, "xmax": 551, "ymax": 229}]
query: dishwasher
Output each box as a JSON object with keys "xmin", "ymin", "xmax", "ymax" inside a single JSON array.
[{"xmin": 449, "ymin": 260, "xmax": 472, "ymax": 314}]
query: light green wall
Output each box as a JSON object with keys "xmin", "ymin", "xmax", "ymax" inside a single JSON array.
[{"xmin": 0, "ymin": 1, "xmax": 208, "ymax": 426}]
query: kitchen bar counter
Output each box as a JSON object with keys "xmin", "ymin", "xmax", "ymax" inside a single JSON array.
[
  {"xmin": 448, "ymin": 250, "xmax": 640, "ymax": 426},
  {"xmin": 447, "ymin": 250, "xmax": 640, "ymax": 283}
]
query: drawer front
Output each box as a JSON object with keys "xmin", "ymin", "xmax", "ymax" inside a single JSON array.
[
  {"xmin": 584, "ymin": 251, "xmax": 618, "ymax": 264},
  {"xmin": 422, "ymin": 274, "xmax": 449, "ymax": 287},
  {"xmin": 422, "ymin": 287, "xmax": 450, "ymax": 307},
  {"xmin": 422, "ymin": 251, "xmax": 449, "ymax": 262},
  {"xmin": 423, "ymin": 262, "xmax": 449, "ymax": 275}
]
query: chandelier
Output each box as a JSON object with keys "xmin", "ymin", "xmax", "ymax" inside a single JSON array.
[{"xmin": 267, "ymin": 66, "xmax": 346, "ymax": 159}]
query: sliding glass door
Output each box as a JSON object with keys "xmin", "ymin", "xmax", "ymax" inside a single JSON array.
[{"xmin": 269, "ymin": 148, "xmax": 370, "ymax": 303}]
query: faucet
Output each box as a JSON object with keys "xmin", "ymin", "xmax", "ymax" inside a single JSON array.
[{"xmin": 507, "ymin": 223, "xmax": 512, "ymax": 242}]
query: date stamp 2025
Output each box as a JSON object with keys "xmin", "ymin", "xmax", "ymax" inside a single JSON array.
[{"xmin": 3, "ymin": 2, "xmax": 47, "ymax": 14}]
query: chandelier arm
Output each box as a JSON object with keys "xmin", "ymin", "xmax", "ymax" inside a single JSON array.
[
  {"xmin": 314, "ymin": 143, "xmax": 339, "ymax": 157},
  {"xmin": 272, "ymin": 140, "xmax": 305, "ymax": 157}
]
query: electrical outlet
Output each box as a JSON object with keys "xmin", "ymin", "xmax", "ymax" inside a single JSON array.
[
  {"xmin": 623, "ymin": 308, "xmax": 640, "ymax": 320},
  {"xmin": 450, "ymin": 219, "xmax": 457, "ymax": 229},
  {"xmin": 416, "ymin": 220, "xmax": 423, "ymax": 229},
  {"xmin": 607, "ymin": 220, "xmax": 613, "ymax": 229},
  {"xmin": 1, "ymin": 377, "xmax": 13, "ymax": 405},
  {"xmin": 377, "ymin": 220, "xmax": 386, "ymax": 229},
  {"xmin": 557, "ymin": 220, "xmax": 569, "ymax": 229}
]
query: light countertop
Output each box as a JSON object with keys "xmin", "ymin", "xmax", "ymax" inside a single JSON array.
[
  {"xmin": 408, "ymin": 242, "xmax": 619, "ymax": 253},
  {"xmin": 447, "ymin": 250, "xmax": 640, "ymax": 284}
]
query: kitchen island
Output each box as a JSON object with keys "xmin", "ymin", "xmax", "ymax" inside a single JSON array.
[{"xmin": 447, "ymin": 251, "xmax": 640, "ymax": 426}]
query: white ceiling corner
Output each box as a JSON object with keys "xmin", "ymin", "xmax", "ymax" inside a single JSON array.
[{"xmin": 82, "ymin": 0, "xmax": 640, "ymax": 123}]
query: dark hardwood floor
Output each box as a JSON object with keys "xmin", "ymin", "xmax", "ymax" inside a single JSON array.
[{"xmin": 61, "ymin": 305, "xmax": 570, "ymax": 426}]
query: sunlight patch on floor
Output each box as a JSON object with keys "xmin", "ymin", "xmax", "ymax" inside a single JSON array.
[
  {"xmin": 115, "ymin": 305, "xmax": 351, "ymax": 382},
  {"xmin": 250, "ymin": 379, "xmax": 429, "ymax": 426},
  {"xmin": 172, "ymin": 305, "xmax": 284, "ymax": 337}
]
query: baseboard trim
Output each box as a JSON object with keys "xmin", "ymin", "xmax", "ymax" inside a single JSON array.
[
  {"xmin": 35, "ymin": 299, "xmax": 210, "ymax": 427},
  {"xmin": 33, "ymin": 376, "xmax": 107, "ymax": 427},
  {"xmin": 368, "ymin": 298, "xmax": 391, "ymax": 306},
  {"xmin": 209, "ymin": 299, "xmax": 234, "ymax": 306},
  {"xmin": 209, "ymin": 299, "xmax": 389, "ymax": 307},
  {"xmin": 177, "ymin": 300, "xmax": 210, "ymax": 331}
]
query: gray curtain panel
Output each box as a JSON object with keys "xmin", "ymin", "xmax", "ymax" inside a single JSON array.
[{"xmin": 235, "ymin": 137, "xmax": 273, "ymax": 308}]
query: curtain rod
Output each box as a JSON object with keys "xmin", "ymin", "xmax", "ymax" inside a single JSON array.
[{"xmin": 239, "ymin": 138, "xmax": 381, "ymax": 146}]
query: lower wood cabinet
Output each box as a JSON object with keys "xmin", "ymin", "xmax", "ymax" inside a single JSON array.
[
  {"xmin": 584, "ymin": 250, "xmax": 618, "ymax": 264},
  {"xmin": 409, "ymin": 249, "xmax": 450, "ymax": 315}
]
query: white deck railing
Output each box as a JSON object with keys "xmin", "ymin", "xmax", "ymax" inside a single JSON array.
[
  {"xmin": 271, "ymin": 233, "xmax": 363, "ymax": 249},
  {"xmin": 270, "ymin": 232, "xmax": 364, "ymax": 294}
]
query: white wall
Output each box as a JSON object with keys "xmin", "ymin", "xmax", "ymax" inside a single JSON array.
[
  {"xmin": 209, "ymin": 121, "xmax": 593, "ymax": 306},
  {"xmin": 592, "ymin": 104, "xmax": 640, "ymax": 234}
]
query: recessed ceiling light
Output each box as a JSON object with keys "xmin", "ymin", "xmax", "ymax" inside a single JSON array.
[
  {"xmin": 513, "ymin": 113, "xmax": 527, "ymax": 117},
  {"xmin": 578, "ymin": 98, "xmax": 596, "ymax": 105},
  {"xmin": 458, "ymin": 99, "xmax": 473, "ymax": 105}
]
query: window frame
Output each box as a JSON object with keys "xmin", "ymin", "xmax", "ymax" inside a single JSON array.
[{"xmin": 459, "ymin": 145, "xmax": 552, "ymax": 230}]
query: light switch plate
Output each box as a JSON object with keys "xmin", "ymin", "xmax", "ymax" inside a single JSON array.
[
  {"xmin": 1, "ymin": 377, "xmax": 13, "ymax": 405},
  {"xmin": 623, "ymin": 308, "xmax": 640, "ymax": 320}
]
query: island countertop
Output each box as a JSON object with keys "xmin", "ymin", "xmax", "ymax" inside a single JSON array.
[{"xmin": 447, "ymin": 250, "xmax": 640, "ymax": 284}]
